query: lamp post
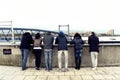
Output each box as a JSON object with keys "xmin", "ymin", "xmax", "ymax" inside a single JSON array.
[
  {"xmin": 11, "ymin": 21, "xmax": 14, "ymax": 43},
  {"xmin": 58, "ymin": 24, "xmax": 70, "ymax": 37},
  {"xmin": 58, "ymin": 24, "xmax": 71, "ymax": 41}
]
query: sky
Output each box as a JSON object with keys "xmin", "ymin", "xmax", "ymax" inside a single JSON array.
[{"xmin": 0, "ymin": 0, "xmax": 120, "ymax": 34}]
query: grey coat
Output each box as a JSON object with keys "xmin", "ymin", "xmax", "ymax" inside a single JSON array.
[{"xmin": 43, "ymin": 33, "xmax": 54, "ymax": 49}]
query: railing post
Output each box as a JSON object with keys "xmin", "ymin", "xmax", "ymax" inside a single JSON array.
[{"xmin": 11, "ymin": 21, "xmax": 15, "ymax": 44}]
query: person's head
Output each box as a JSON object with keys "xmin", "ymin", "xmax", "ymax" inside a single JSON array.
[
  {"xmin": 74, "ymin": 33, "xmax": 81, "ymax": 39},
  {"xmin": 35, "ymin": 33, "xmax": 41, "ymax": 39},
  {"xmin": 23, "ymin": 31, "xmax": 31, "ymax": 36},
  {"xmin": 91, "ymin": 32, "xmax": 96, "ymax": 36},
  {"xmin": 59, "ymin": 31, "xmax": 65, "ymax": 37},
  {"xmin": 25, "ymin": 31, "xmax": 31, "ymax": 34}
]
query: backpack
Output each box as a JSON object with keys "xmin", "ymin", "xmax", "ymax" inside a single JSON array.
[{"xmin": 34, "ymin": 39, "xmax": 41, "ymax": 47}]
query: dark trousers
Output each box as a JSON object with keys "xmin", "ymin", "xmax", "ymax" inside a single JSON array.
[
  {"xmin": 74, "ymin": 50, "xmax": 82, "ymax": 69},
  {"xmin": 34, "ymin": 49, "xmax": 41, "ymax": 68}
]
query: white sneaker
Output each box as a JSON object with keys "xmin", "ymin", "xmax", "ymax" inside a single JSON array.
[
  {"xmin": 92, "ymin": 67, "xmax": 97, "ymax": 70},
  {"xmin": 63, "ymin": 68, "xmax": 69, "ymax": 72},
  {"xmin": 58, "ymin": 68, "xmax": 62, "ymax": 72}
]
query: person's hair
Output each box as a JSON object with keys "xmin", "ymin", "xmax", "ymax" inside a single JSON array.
[
  {"xmin": 23, "ymin": 32, "xmax": 31, "ymax": 37},
  {"xmin": 35, "ymin": 33, "xmax": 41, "ymax": 39},
  {"xmin": 91, "ymin": 32, "xmax": 96, "ymax": 36},
  {"xmin": 74, "ymin": 33, "xmax": 81, "ymax": 39}
]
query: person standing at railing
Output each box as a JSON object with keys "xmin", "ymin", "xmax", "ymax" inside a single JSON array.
[
  {"xmin": 55, "ymin": 31, "xmax": 69, "ymax": 72},
  {"xmin": 70, "ymin": 33, "xmax": 84, "ymax": 70},
  {"xmin": 20, "ymin": 31, "xmax": 33, "ymax": 70},
  {"xmin": 88, "ymin": 32, "xmax": 99, "ymax": 70},
  {"xmin": 43, "ymin": 32, "xmax": 54, "ymax": 71},
  {"xmin": 33, "ymin": 33, "xmax": 42, "ymax": 70}
]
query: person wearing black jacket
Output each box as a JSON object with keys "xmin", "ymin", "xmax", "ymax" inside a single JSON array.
[
  {"xmin": 70, "ymin": 33, "xmax": 84, "ymax": 70},
  {"xmin": 55, "ymin": 31, "xmax": 68, "ymax": 72},
  {"xmin": 20, "ymin": 31, "xmax": 33, "ymax": 70},
  {"xmin": 88, "ymin": 32, "xmax": 99, "ymax": 70}
]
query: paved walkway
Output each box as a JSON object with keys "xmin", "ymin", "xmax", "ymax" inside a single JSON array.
[{"xmin": 0, "ymin": 65, "xmax": 120, "ymax": 80}]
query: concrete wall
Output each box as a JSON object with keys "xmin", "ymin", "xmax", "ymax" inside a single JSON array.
[{"xmin": 0, "ymin": 44, "xmax": 120, "ymax": 67}]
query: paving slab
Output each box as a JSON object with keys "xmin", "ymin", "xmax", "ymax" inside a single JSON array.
[{"xmin": 0, "ymin": 65, "xmax": 120, "ymax": 80}]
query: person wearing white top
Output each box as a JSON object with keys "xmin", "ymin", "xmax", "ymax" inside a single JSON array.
[{"xmin": 33, "ymin": 33, "xmax": 42, "ymax": 70}]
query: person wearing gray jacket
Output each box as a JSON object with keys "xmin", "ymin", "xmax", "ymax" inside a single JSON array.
[{"xmin": 43, "ymin": 32, "xmax": 54, "ymax": 71}]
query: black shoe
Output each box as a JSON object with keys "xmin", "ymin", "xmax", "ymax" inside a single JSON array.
[
  {"xmin": 49, "ymin": 68, "xmax": 52, "ymax": 70},
  {"xmin": 22, "ymin": 69, "xmax": 25, "ymax": 71},
  {"xmin": 22, "ymin": 68, "xmax": 26, "ymax": 71},
  {"xmin": 35, "ymin": 67, "xmax": 39, "ymax": 70},
  {"xmin": 77, "ymin": 66, "xmax": 80, "ymax": 69},
  {"xmin": 77, "ymin": 67, "xmax": 80, "ymax": 70},
  {"xmin": 75, "ymin": 66, "xmax": 77, "ymax": 69}
]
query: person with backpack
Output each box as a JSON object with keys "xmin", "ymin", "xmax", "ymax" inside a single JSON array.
[
  {"xmin": 33, "ymin": 33, "xmax": 42, "ymax": 70},
  {"xmin": 70, "ymin": 33, "xmax": 84, "ymax": 70}
]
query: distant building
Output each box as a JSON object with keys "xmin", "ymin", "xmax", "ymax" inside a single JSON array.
[
  {"xmin": 69, "ymin": 29, "xmax": 117, "ymax": 37},
  {"xmin": 106, "ymin": 29, "xmax": 114, "ymax": 36},
  {"xmin": 69, "ymin": 31, "xmax": 92, "ymax": 37}
]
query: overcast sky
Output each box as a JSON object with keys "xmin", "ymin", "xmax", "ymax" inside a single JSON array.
[{"xmin": 0, "ymin": 0, "xmax": 120, "ymax": 34}]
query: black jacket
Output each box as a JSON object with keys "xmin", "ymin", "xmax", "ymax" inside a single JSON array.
[
  {"xmin": 20, "ymin": 32, "xmax": 33, "ymax": 50},
  {"xmin": 70, "ymin": 37, "xmax": 84, "ymax": 51},
  {"xmin": 88, "ymin": 35, "xmax": 99, "ymax": 52}
]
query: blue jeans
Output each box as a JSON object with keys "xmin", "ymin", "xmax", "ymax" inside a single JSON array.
[
  {"xmin": 44, "ymin": 49, "xmax": 53, "ymax": 70},
  {"xmin": 20, "ymin": 49, "xmax": 30, "ymax": 70},
  {"xmin": 74, "ymin": 49, "xmax": 83, "ymax": 69}
]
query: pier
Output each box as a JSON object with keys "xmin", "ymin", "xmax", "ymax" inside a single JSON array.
[{"xmin": 0, "ymin": 43, "xmax": 120, "ymax": 67}]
